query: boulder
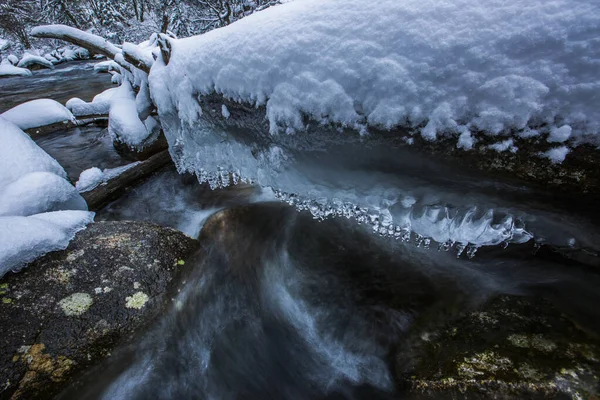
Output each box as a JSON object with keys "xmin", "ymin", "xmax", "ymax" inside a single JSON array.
[
  {"xmin": 400, "ymin": 295, "xmax": 600, "ymax": 399},
  {"xmin": 0, "ymin": 221, "xmax": 198, "ymax": 400}
]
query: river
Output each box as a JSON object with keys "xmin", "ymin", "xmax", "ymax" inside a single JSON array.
[{"xmin": 2, "ymin": 62, "xmax": 599, "ymax": 399}]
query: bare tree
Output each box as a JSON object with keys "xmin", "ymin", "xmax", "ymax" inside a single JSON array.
[{"xmin": 0, "ymin": 0, "xmax": 38, "ymax": 48}]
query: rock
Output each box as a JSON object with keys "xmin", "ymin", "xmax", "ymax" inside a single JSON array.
[
  {"xmin": 0, "ymin": 221, "xmax": 198, "ymax": 400},
  {"xmin": 399, "ymin": 295, "xmax": 600, "ymax": 399}
]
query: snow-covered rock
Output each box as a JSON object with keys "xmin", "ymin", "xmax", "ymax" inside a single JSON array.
[
  {"xmin": 0, "ymin": 118, "xmax": 93, "ymax": 274},
  {"xmin": 44, "ymin": 53, "xmax": 61, "ymax": 64},
  {"xmin": 1, "ymin": 99, "xmax": 75, "ymax": 130},
  {"xmin": 150, "ymin": 0, "xmax": 600, "ymax": 144},
  {"xmin": 0, "ymin": 118, "xmax": 67, "ymax": 188},
  {"xmin": 0, "ymin": 211, "xmax": 94, "ymax": 275},
  {"xmin": 0, "ymin": 172, "xmax": 87, "ymax": 217},
  {"xmin": 17, "ymin": 54, "xmax": 55, "ymax": 70},
  {"xmin": 0, "ymin": 64, "xmax": 32, "ymax": 78},
  {"xmin": 7, "ymin": 55, "xmax": 18, "ymax": 66}
]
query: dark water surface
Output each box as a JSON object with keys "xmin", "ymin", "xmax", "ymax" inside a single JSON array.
[{"xmin": 0, "ymin": 60, "xmax": 113, "ymax": 113}]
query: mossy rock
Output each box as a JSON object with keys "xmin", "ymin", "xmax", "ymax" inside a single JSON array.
[
  {"xmin": 399, "ymin": 295, "xmax": 600, "ymax": 399},
  {"xmin": 0, "ymin": 221, "xmax": 198, "ymax": 400}
]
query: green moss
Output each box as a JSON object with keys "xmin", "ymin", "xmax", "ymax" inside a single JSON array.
[
  {"xmin": 177, "ymin": 260, "xmax": 185, "ymax": 266},
  {"xmin": 2, "ymin": 297, "xmax": 13, "ymax": 304},
  {"xmin": 0, "ymin": 283, "xmax": 8, "ymax": 295}
]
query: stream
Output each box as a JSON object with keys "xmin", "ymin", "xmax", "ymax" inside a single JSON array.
[{"xmin": 2, "ymin": 63, "xmax": 600, "ymax": 399}]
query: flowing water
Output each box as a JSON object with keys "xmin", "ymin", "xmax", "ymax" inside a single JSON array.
[
  {"xmin": 0, "ymin": 60, "xmax": 113, "ymax": 113},
  {"xmin": 3, "ymin": 64, "xmax": 600, "ymax": 399}
]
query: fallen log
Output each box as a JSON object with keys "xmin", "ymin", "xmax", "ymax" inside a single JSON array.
[
  {"xmin": 24, "ymin": 120, "xmax": 76, "ymax": 137},
  {"xmin": 81, "ymin": 150, "xmax": 172, "ymax": 211},
  {"xmin": 122, "ymin": 42, "xmax": 153, "ymax": 74},
  {"xmin": 31, "ymin": 25, "xmax": 120, "ymax": 59}
]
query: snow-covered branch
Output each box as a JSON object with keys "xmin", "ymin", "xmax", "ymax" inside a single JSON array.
[{"xmin": 30, "ymin": 24, "xmax": 120, "ymax": 59}]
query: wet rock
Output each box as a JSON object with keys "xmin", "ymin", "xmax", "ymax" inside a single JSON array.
[
  {"xmin": 0, "ymin": 221, "xmax": 198, "ymax": 400},
  {"xmin": 399, "ymin": 295, "xmax": 600, "ymax": 399}
]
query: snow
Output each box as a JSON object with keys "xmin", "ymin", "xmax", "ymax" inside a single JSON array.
[
  {"xmin": 44, "ymin": 53, "xmax": 60, "ymax": 64},
  {"xmin": 150, "ymin": 0, "xmax": 600, "ymax": 144},
  {"xmin": 0, "ymin": 64, "xmax": 32, "ymax": 78},
  {"xmin": 221, "ymin": 104, "xmax": 230, "ymax": 119},
  {"xmin": 76, "ymin": 163, "xmax": 141, "ymax": 193},
  {"xmin": 66, "ymin": 97, "xmax": 110, "ymax": 117},
  {"xmin": 17, "ymin": 54, "xmax": 55, "ymax": 70},
  {"xmin": 0, "ymin": 117, "xmax": 67, "ymax": 188},
  {"xmin": 548, "ymin": 125, "xmax": 572, "ymax": 143},
  {"xmin": 0, "ymin": 118, "xmax": 93, "ymax": 274},
  {"xmin": 7, "ymin": 55, "xmax": 18, "ymax": 66},
  {"xmin": 488, "ymin": 139, "xmax": 517, "ymax": 153},
  {"xmin": 0, "ymin": 38, "xmax": 9, "ymax": 52},
  {"xmin": 31, "ymin": 25, "xmax": 121, "ymax": 58},
  {"xmin": 542, "ymin": 146, "xmax": 570, "ymax": 164},
  {"xmin": 0, "ymin": 172, "xmax": 87, "ymax": 217},
  {"xmin": 94, "ymin": 60, "xmax": 120, "ymax": 73},
  {"xmin": 122, "ymin": 42, "xmax": 154, "ymax": 71},
  {"xmin": 0, "ymin": 211, "xmax": 94, "ymax": 275},
  {"xmin": 1, "ymin": 99, "xmax": 75, "ymax": 130},
  {"xmin": 93, "ymin": 88, "xmax": 118, "ymax": 103},
  {"xmin": 108, "ymin": 81, "xmax": 150, "ymax": 147}
]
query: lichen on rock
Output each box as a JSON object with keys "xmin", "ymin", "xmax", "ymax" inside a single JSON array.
[
  {"xmin": 125, "ymin": 291, "xmax": 149, "ymax": 309},
  {"xmin": 58, "ymin": 293, "xmax": 93, "ymax": 316}
]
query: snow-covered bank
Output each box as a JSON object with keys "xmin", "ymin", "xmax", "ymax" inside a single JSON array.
[
  {"xmin": 150, "ymin": 0, "xmax": 600, "ymax": 148},
  {"xmin": 0, "ymin": 118, "xmax": 93, "ymax": 275}
]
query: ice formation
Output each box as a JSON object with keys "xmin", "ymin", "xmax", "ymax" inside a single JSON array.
[{"xmin": 141, "ymin": 0, "xmax": 600, "ymax": 253}]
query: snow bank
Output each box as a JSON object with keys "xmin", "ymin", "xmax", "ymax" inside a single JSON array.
[
  {"xmin": 0, "ymin": 64, "xmax": 32, "ymax": 78},
  {"xmin": 17, "ymin": 54, "xmax": 54, "ymax": 70},
  {"xmin": 1, "ymin": 99, "xmax": 75, "ymax": 130},
  {"xmin": 150, "ymin": 0, "xmax": 600, "ymax": 145},
  {"xmin": 0, "ymin": 118, "xmax": 92, "ymax": 274},
  {"xmin": 0, "ymin": 211, "xmax": 94, "ymax": 275},
  {"xmin": 108, "ymin": 81, "xmax": 151, "ymax": 147}
]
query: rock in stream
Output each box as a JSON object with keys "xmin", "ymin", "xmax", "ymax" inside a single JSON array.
[{"xmin": 0, "ymin": 221, "xmax": 198, "ymax": 400}]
